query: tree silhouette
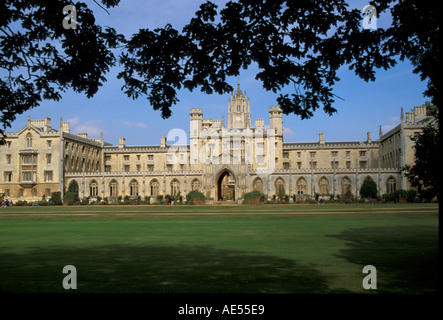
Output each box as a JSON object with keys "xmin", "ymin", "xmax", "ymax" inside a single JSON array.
[
  {"xmin": 0, "ymin": 0, "xmax": 124, "ymax": 142},
  {"xmin": 119, "ymin": 0, "xmax": 439, "ymax": 120},
  {"xmin": 1, "ymin": 0, "xmax": 439, "ymax": 144}
]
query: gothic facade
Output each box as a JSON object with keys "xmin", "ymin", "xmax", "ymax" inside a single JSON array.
[{"xmin": 0, "ymin": 83, "xmax": 435, "ymax": 203}]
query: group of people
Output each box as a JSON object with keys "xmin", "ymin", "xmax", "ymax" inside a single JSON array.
[{"xmin": 1, "ymin": 199, "xmax": 12, "ymax": 207}]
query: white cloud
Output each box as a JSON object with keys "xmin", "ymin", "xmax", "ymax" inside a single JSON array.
[
  {"xmin": 67, "ymin": 116, "xmax": 80, "ymax": 126},
  {"xmin": 120, "ymin": 119, "xmax": 148, "ymax": 129},
  {"xmin": 67, "ymin": 117, "xmax": 105, "ymax": 137},
  {"xmin": 283, "ymin": 127, "xmax": 295, "ymax": 137},
  {"xmin": 382, "ymin": 116, "xmax": 400, "ymax": 132}
]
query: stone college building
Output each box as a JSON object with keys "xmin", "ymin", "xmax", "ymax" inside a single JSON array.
[{"xmin": 0, "ymin": 83, "xmax": 435, "ymax": 203}]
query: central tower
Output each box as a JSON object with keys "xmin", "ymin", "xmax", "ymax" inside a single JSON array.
[{"xmin": 227, "ymin": 82, "xmax": 251, "ymax": 129}]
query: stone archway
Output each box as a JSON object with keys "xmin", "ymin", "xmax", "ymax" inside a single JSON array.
[{"xmin": 216, "ymin": 168, "xmax": 236, "ymax": 201}]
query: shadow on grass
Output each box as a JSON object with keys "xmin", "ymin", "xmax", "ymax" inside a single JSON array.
[
  {"xmin": 0, "ymin": 245, "xmax": 348, "ymax": 294},
  {"xmin": 328, "ymin": 225, "xmax": 439, "ymax": 294}
]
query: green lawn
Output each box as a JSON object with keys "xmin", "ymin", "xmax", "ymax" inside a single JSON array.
[{"xmin": 0, "ymin": 203, "xmax": 438, "ymax": 294}]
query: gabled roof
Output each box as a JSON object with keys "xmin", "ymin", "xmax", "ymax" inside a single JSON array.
[{"xmin": 6, "ymin": 121, "xmax": 60, "ymax": 138}]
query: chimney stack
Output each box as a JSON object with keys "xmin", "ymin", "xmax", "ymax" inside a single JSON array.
[
  {"xmin": 319, "ymin": 133, "xmax": 325, "ymax": 144},
  {"xmin": 119, "ymin": 137, "xmax": 126, "ymax": 148}
]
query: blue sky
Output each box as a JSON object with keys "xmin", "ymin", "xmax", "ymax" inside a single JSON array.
[{"xmin": 7, "ymin": 0, "xmax": 428, "ymax": 146}]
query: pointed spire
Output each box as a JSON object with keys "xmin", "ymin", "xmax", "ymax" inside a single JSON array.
[
  {"xmin": 400, "ymin": 107, "xmax": 404, "ymax": 122},
  {"xmin": 379, "ymin": 125, "xmax": 383, "ymax": 138},
  {"xmin": 234, "ymin": 81, "xmax": 243, "ymax": 97},
  {"xmin": 222, "ymin": 115, "xmax": 225, "ymax": 128}
]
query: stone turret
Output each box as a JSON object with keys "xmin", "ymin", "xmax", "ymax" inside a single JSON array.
[
  {"xmin": 228, "ymin": 82, "xmax": 251, "ymax": 128},
  {"xmin": 190, "ymin": 108, "xmax": 203, "ymax": 166},
  {"xmin": 190, "ymin": 108, "xmax": 203, "ymax": 138},
  {"xmin": 269, "ymin": 106, "xmax": 283, "ymax": 137}
]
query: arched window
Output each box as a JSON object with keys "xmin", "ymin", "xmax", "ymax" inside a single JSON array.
[
  {"xmin": 275, "ymin": 177, "xmax": 285, "ymax": 195},
  {"xmin": 253, "ymin": 178, "xmax": 263, "ymax": 194},
  {"xmin": 386, "ymin": 177, "xmax": 396, "ymax": 194},
  {"xmin": 341, "ymin": 177, "xmax": 352, "ymax": 196},
  {"xmin": 318, "ymin": 177, "xmax": 329, "ymax": 195},
  {"xmin": 191, "ymin": 179, "xmax": 201, "ymax": 191},
  {"xmin": 297, "ymin": 177, "xmax": 307, "ymax": 195},
  {"xmin": 26, "ymin": 134, "xmax": 33, "ymax": 148},
  {"xmin": 150, "ymin": 179, "xmax": 159, "ymax": 196},
  {"xmin": 170, "ymin": 179, "xmax": 180, "ymax": 195},
  {"xmin": 109, "ymin": 180, "xmax": 118, "ymax": 197},
  {"xmin": 90, "ymin": 180, "xmax": 98, "ymax": 197},
  {"xmin": 130, "ymin": 179, "xmax": 139, "ymax": 197}
]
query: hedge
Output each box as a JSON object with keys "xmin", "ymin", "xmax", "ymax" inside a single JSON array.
[
  {"xmin": 244, "ymin": 190, "xmax": 262, "ymax": 204},
  {"xmin": 186, "ymin": 190, "xmax": 205, "ymax": 205}
]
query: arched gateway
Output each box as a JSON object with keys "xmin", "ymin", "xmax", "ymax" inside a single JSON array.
[{"xmin": 216, "ymin": 168, "xmax": 236, "ymax": 201}]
